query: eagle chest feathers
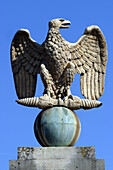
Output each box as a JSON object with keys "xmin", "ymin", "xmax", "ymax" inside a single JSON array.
[{"xmin": 44, "ymin": 28, "xmax": 70, "ymax": 80}]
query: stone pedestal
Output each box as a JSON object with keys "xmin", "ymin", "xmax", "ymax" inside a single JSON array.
[{"xmin": 9, "ymin": 147, "xmax": 105, "ymax": 170}]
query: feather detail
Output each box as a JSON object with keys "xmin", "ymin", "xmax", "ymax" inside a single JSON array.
[
  {"xmin": 10, "ymin": 29, "xmax": 42, "ymax": 98},
  {"xmin": 71, "ymin": 25, "xmax": 107, "ymax": 100}
]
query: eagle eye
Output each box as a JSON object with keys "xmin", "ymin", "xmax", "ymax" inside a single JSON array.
[{"xmin": 59, "ymin": 19, "xmax": 65, "ymax": 22}]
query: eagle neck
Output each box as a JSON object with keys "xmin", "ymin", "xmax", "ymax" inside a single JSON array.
[{"xmin": 46, "ymin": 27, "xmax": 62, "ymax": 40}]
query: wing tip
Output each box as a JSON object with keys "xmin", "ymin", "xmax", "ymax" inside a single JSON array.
[
  {"xmin": 84, "ymin": 25, "xmax": 101, "ymax": 34},
  {"xmin": 14, "ymin": 29, "xmax": 30, "ymax": 36}
]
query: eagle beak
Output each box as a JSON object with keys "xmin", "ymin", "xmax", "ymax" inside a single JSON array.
[{"xmin": 60, "ymin": 20, "xmax": 71, "ymax": 28}]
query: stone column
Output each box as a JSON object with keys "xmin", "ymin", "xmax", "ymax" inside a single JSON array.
[{"xmin": 9, "ymin": 147, "xmax": 105, "ymax": 170}]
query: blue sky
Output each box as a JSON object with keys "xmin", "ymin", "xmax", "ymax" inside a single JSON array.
[{"xmin": 0, "ymin": 0, "xmax": 113, "ymax": 169}]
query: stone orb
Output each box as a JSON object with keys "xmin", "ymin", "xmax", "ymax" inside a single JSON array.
[{"xmin": 34, "ymin": 107, "xmax": 81, "ymax": 147}]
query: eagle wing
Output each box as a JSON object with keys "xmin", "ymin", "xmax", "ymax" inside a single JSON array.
[
  {"xmin": 10, "ymin": 29, "xmax": 44, "ymax": 99},
  {"xmin": 70, "ymin": 25, "xmax": 107, "ymax": 100}
]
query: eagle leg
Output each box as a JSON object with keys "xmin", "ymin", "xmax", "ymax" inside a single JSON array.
[
  {"xmin": 58, "ymin": 62, "xmax": 76, "ymax": 100},
  {"xmin": 40, "ymin": 64, "xmax": 56, "ymax": 98}
]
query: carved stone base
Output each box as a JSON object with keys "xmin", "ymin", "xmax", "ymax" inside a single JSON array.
[
  {"xmin": 16, "ymin": 95, "xmax": 102, "ymax": 110},
  {"xmin": 9, "ymin": 147, "xmax": 105, "ymax": 170}
]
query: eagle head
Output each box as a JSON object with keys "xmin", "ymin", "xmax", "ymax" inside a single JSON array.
[{"xmin": 49, "ymin": 18, "xmax": 71, "ymax": 29}]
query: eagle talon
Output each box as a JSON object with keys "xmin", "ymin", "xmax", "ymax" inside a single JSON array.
[
  {"xmin": 68, "ymin": 95, "xmax": 74, "ymax": 100},
  {"xmin": 43, "ymin": 94, "xmax": 48, "ymax": 97},
  {"xmin": 66, "ymin": 88, "xmax": 71, "ymax": 96},
  {"xmin": 64, "ymin": 94, "xmax": 74, "ymax": 102}
]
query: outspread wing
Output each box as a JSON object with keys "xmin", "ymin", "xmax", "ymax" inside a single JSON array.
[
  {"xmin": 10, "ymin": 29, "xmax": 44, "ymax": 99},
  {"xmin": 70, "ymin": 25, "xmax": 107, "ymax": 100}
]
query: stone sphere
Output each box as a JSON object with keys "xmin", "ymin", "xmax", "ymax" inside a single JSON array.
[{"xmin": 34, "ymin": 107, "xmax": 81, "ymax": 147}]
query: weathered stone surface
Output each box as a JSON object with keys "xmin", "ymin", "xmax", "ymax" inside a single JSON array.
[
  {"xmin": 10, "ymin": 158, "xmax": 105, "ymax": 170},
  {"xmin": 17, "ymin": 147, "xmax": 95, "ymax": 160},
  {"xmin": 9, "ymin": 147, "xmax": 105, "ymax": 170}
]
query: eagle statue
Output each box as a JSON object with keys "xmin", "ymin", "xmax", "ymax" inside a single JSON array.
[{"xmin": 10, "ymin": 18, "xmax": 107, "ymax": 109}]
